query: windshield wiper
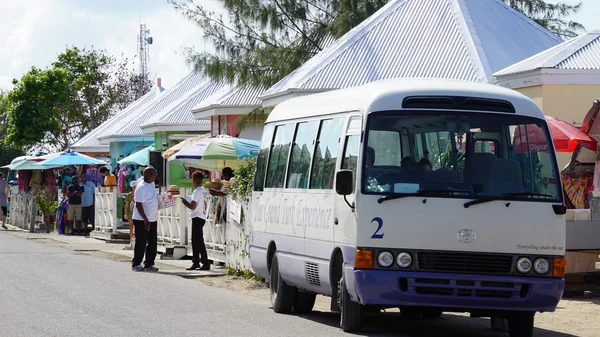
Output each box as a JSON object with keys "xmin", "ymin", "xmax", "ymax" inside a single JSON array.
[
  {"xmin": 377, "ymin": 189, "xmax": 471, "ymax": 204},
  {"xmin": 501, "ymin": 192, "xmax": 554, "ymax": 198},
  {"xmin": 463, "ymin": 193, "xmax": 554, "ymax": 208}
]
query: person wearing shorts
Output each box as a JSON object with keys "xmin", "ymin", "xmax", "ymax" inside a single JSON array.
[
  {"xmin": 67, "ymin": 176, "xmax": 85, "ymax": 235},
  {"xmin": 80, "ymin": 174, "xmax": 96, "ymax": 233}
]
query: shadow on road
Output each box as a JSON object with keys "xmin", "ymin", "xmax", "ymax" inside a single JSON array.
[{"xmin": 296, "ymin": 311, "xmax": 577, "ymax": 337}]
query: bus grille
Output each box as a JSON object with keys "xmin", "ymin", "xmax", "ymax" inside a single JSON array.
[{"xmin": 417, "ymin": 252, "xmax": 513, "ymax": 274}]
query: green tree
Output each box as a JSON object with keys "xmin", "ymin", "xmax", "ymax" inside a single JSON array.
[
  {"xmin": 0, "ymin": 91, "xmax": 25, "ymax": 170},
  {"xmin": 5, "ymin": 47, "xmax": 153, "ymax": 151},
  {"xmin": 504, "ymin": 0, "xmax": 584, "ymax": 38}
]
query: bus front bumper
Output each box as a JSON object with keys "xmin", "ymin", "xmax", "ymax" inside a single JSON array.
[{"xmin": 352, "ymin": 270, "xmax": 564, "ymax": 312}]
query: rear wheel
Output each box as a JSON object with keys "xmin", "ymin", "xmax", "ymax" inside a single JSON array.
[
  {"xmin": 269, "ymin": 254, "xmax": 295, "ymax": 314},
  {"xmin": 508, "ymin": 312, "xmax": 534, "ymax": 337},
  {"xmin": 338, "ymin": 274, "xmax": 363, "ymax": 332},
  {"xmin": 293, "ymin": 292, "xmax": 316, "ymax": 314}
]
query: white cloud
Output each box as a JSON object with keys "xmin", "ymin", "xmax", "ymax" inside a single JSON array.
[{"xmin": 0, "ymin": 1, "xmax": 220, "ymax": 90}]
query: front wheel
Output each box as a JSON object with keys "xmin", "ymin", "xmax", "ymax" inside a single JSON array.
[
  {"xmin": 294, "ymin": 292, "xmax": 316, "ymax": 314},
  {"xmin": 508, "ymin": 312, "xmax": 534, "ymax": 337},
  {"xmin": 269, "ymin": 254, "xmax": 296, "ymax": 314},
  {"xmin": 338, "ymin": 275, "xmax": 363, "ymax": 332}
]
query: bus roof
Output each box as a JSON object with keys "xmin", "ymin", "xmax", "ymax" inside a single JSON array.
[{"xmin": 266, "ymin": 78, "xmax": 543, "ymax": 123}]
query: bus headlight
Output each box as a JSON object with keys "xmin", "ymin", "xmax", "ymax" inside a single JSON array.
[
  {"xmin": 533, "ymin": 258, "xmax": 550, "ymax": 274},
  {"xmin": 396, "ymin": 252, "xmax": 412, "ymax": 268},
  {"xmin": 377, "ymin": 251, "xmax": 394, "ymax": 268},
  {"xmin": 516, "ymin": 257, "xmax": 532, "ymax": 273}
]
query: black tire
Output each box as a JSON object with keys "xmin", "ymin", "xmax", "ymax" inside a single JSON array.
[
  {"xmin": 269, "ymin": 254, "xmax": 296, "ymax": 314},
  {"xmin": 490, "ymin": 317, "xmax": 508, "ymax": 332},
  {"xmin": 508, "ymin": 312, "xmax": 535, "ymax": 337},
  {"xmin": 293, "ymin": 292, "xmax": 316, "ymax": 314},
  {"xmin": 421, "ymin": 308, "xmax": 443, "ymax": 319},
  {"xmin": 400, "ymin": 307, "xmax": 421, "ymax": 319},
  {"xmin": 338, "ymin": 275, "xmax": 363, "ymax": 332}
]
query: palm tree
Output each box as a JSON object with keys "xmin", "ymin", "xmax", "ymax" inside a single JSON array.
[{"xmin": 504, "ymin": 0, "xmax": 584, "ymax": 38}]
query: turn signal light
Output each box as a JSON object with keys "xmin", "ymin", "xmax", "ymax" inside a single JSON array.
[
  {"xmin": 553, "ymin": 258, "xmax": 567, "ymax": 277},
  {"xmin": 355, "ymin": 249, "xmax": 374, "ymax": 269}
]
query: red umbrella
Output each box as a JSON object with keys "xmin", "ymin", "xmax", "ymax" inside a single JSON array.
[
  {"xmin": 513, "ymin": 116, "xmax": 597, "ymax": 153},
  {"xmin": 546, "ymin": 116, "xmax": 597, "ymax": 152}
]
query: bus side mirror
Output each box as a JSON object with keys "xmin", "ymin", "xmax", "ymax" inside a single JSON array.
[{"xmin": 336, "ymin": 170, "xmax": 354, "ymax": 196}]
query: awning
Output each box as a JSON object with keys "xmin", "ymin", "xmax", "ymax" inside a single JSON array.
[
  {"xmin": 118, "ymin": 145, "xmax": 154, "ymax": 166},
  {"xmin": 161, "ymin": 133, "xmax": 210, "ymax": 159}
]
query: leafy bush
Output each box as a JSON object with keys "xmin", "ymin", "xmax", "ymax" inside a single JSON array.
[
  {"xmin": 230, "ymin": 157, "xmax": 256, "ymax": 202},
  {"xmin": 32, "ymin": 186, "xmax": 58, "ymax": 215}
]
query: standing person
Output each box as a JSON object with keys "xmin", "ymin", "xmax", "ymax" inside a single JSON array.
[
  {"xmin": 80, "ymin": 174, "xmax": 96, "ymax": 233},
  {"xmin": 123, "ymin": 180, "xmax": 137, "ymax": 250},
  {"xmin": 131, "ymin": 167, "xmax": 159, "ymax": 272},
  {"xmin": 67, "ymin": 176, "xmax": 85, "ymax": 235},
  {"xmin": 209, "ymin": 167, "xmax": 234, "ymax": 223},
  {"xmin": 99, "ymin": 167, "xmax": 117, "ymax": 188},
  {"xmin": 0, "ymin": 173, "xmax": 9, "ymax": 229},
  {"xmin": 182, "ymin": 171, "xmax": 210, "ymax": 271}
]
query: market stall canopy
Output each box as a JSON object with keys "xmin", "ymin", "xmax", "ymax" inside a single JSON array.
[
  {"xmin": 513, "ymin": 116, "xmax": 597, "ymax": 153},
  {"xmin": 568, "ymin": 100, "xmax": 600, "ymax": 166},
  {"xmin": 5, "ymin": 153, "xmax": 63, "ymax": 170},
  {"xmin": 168, "ymin": 135, "xmax": 259, "ymax": 170},
  {"xmin": 161, "ymin": 133, "xmax": 210, "ymax": 159},
  {"xmin": 36, "ymin": 150, "xmax": 107, "ymax": 167},
  {"xmin": 118, "ymin": 145, "xmax": 154, "ymax": 166}
]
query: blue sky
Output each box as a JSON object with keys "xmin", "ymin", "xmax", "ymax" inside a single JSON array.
[{"xmin": 1, "ymin": 0, "xmax": 598, "ymax": 91}]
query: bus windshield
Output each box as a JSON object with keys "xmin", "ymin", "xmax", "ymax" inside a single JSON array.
[{"xmin": 362, "ymin": 111, "xmax": 561, "ymax": 202}]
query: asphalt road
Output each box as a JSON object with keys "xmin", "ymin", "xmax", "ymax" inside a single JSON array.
[{"xmin": 0, "ymin": 230, "xmax": 576, "ymax": 337}]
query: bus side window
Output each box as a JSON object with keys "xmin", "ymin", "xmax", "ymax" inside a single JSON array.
[
  {"xmin": 265, "ymin": 123, "xmax": 295, "ymax": 188},
  {"xmin": 341, "ymin": 135, "xmax": 360, "ymax": 190},
  {"xmin": 310, "ymin": 118, "xmax": 344, "ymax": 189},
  {"xmin": 287, "ymin": 121, "xmax": 319, "ymax": 189},
  {"xmin": 254, "ymin": 124, "xmax": 275, "ymax": 191}
]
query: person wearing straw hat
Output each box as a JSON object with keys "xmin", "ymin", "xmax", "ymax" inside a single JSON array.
[
  {"xmin": 123, "ymin": 180, "xmax": 137, "ymax": 250},
  {"xmin": 182, "ymin": 171, "xmax": 210, "ymax": 271},
  {"xmin": 131, "ymin": 167, "xmax": 159, "ymax": 272}
]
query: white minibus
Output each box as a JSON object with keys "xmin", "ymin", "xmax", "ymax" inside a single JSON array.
[{"xmin": 250, "ymin": 79, "xmax": 566, "ymax": 337}]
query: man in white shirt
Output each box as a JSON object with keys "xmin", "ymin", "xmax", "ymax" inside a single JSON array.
[
  {"xmin": 131, "ymin": 167, "xmax": 159, "ymax": 272},
  {"xmin": 182, "ymin": 170, "xmax": 210, "ymax": 271}
]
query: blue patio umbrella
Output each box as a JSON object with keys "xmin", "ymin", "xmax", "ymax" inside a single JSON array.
[
  {"xmin": 36, "ymin": 150, "xmax": 107, "ymax": 167},
  {"xmin": 118, "ymin": 145, "xmax": 154, "ymax": 166}
]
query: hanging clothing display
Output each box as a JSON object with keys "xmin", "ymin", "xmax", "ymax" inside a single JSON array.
[
  {"xmin": 46, "ymin": 169, "xmax": 58, "ymax": 192},
  {"xmin": 18, "ymin": 170, "xmax": 31, "ymax": 192},
  {"xmin": 29, "ymin": 170, "xmax": 43, "ymax": 189},
  {"xmin": 118, "ymin": 166, "xmax": 127, "ymax": 193},
  {"xmin": 85, "ymin": 167, "xmax": 104, "ymax": 187},
  {"xmin": 57, "ymin": 199, "xmax": 69, "ymax": 235}
]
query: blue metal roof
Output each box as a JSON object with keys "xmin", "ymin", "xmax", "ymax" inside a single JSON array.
[
  {"xmin": 141, "ymin": 80, "xmax": 224, "ymax": 128},
  {"xmin": 70, "ymin": 84, "xmax": 165, "ymax": 149},
  {"xmin": 99, "ymin": 71, "xmax": 208, "ymax": 140},
  {"xmin": 193, "ymin": 84, "xmax": 264, "ymax": 112},
  {"xmin": 495, "ymin": 31, "xmax": 600, "ymax": 76},
  {"xmin": 262, "ymin": 0, "xmax": 562, "ymax": 101}
]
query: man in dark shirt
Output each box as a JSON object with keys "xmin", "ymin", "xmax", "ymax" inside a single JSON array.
[{"xmin": 67, "ymin": 176, "xmax": 85, "ymax": 235}]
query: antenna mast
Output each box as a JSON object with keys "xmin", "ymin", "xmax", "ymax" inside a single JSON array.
[{"xmin": 137, "ymin": 24, "xmax": 153, "ymax": 78}]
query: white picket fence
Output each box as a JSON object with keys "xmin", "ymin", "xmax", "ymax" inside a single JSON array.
[
  {"xmin": 8, "ymin": 192, "xmax": 38, "ymax": 232},
  {"xmin": 94, "ymin": 187, "xmax": 121, "ymax": 233},
  {"xmin": 91, "ymin": 186, "xmax": 252, "ymax": 270}
]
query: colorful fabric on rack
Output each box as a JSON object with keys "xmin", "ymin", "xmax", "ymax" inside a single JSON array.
[
  {"xmin": 57, "ymin": 199, "xmax": 69, "ymax": 234},
  {"xmin": 85, "ymin": 167, "xmax": 104, "ymax": 187},
  {"xmin": 118, "ymin": 167, "xmax": 127, "ymax": 193},
  {"xmin": 46, "ymin": 169, "xmax": 58, "ymax": 192},
  {"xmin": 562, "ymin": 174, "xmax": 593, "ymax": 209},
  {"xmin": 29, "ymin": 170, "xmax": 43, "ymax": 188}
]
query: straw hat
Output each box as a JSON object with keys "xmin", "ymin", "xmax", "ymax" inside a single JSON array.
[
  {"xmin": 203, "ymin": 178, "xmax": 223, "ymax": 190},
  {"xmin": 167, "ymin": 185, "xmax": 180, "ymax": 195}
]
